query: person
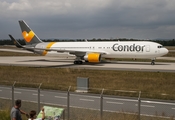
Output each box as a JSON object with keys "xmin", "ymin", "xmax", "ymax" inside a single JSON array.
[
  {"xmin": 11, "ymin": 99, "xmax": 29, "ymax": 120},
  {"xmin": 28, "ymin": 108, "xmax": 45, "ymax": 120}
]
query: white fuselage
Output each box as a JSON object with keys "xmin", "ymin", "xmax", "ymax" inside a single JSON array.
[{"xmin": 36, "ymin": 41, "xmax": 168, "ymax": 59}]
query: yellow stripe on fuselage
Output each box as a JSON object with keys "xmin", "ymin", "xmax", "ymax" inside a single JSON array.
[{"xmin": 42, "ymin": 42, "xmax": 56, "ymax": 56}]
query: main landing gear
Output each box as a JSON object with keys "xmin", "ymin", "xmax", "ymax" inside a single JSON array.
[
  {"xmin": 74, "ymin": 60, "xmax": 83, "ymax": 64},
  {"xmin": 151, "ymin": 59, "xmax": 155, "ymax": 65},
  {"xmin": 74, "ymin": 56, "xmax": 83, "ymax": 64}
]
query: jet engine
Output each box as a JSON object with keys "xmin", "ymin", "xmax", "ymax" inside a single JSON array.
[{"xmin": 84, "ymin": 53, "xmax": 101, "ymax": 62}]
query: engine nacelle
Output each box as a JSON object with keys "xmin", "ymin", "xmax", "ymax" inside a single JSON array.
[{"xmin": 84, "ymin": 53, "xmax": 101, "ymax": 62}]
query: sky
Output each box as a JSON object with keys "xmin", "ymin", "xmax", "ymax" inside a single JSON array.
[{"xmin": 0, "ymin": 0, "xmax": 175, "ymax": 40}]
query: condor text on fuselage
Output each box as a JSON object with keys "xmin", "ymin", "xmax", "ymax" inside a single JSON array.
[{"xmin": 112, "ymin": 43, "xmax": 145, "ymax": 52}]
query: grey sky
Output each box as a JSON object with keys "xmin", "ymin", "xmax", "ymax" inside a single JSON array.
[{"xmin": 0, "ymin": 0, "xmax": 175, "ymax": 39}]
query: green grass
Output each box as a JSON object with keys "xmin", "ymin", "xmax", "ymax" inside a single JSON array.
[
  {"xmin": 0, "ymin": 51, "xmax": 38, "ymax": 56},
  {"xmin": 0, "ymin": 66, "xmax": 175, "ymax": 100},
  {"xmin": 0, "ymin": 110, "xmax": 11, "ymax": 120}
]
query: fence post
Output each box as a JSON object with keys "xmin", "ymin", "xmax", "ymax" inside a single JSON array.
[
  {"xmin": 138, "ymin": 91, "xmax": 141, "ymax": 120},
  {"xmin": 12, "ymin": 81, "xmax": 16, "ymax": 107},
  {"xmin": 63, "ymin": 110, "xmax": 65, "ymax": 120},
  {"xmin": 100, "ymin": 88, "xmax": 104, "ymax": 120},
  {"xmin": 67, "ymin": 86, "xmax": 71, "ymax": 120},
  {"xmin": 38, "ymin": 83, "xmax": 42, "ymax": 114}
]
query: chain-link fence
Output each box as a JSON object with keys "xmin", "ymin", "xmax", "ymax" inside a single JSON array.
[{"xmin": 0, "ymin": 82, "xmax": 175, "ymax": 120}]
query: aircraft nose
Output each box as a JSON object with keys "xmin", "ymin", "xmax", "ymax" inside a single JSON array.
[{"xmin": 164, "ymin": 48, "xmax": 169, "ymax": 55}]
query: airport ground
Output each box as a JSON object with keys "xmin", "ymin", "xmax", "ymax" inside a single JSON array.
[
  {"xmin": 0, "ymin": 46, "xmax": 174, "ymax": 100},
  {"xmin": 0, "ymin": 46, "xmax": 175, "ymax": 120}
]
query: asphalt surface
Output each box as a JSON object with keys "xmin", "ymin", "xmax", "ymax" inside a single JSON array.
[
  {"xmin": 0, "ymin": 56, "xmax": 174, "ymax": 72},
  {"xmin": 0, "ymin": 86, "xmax": 175, "ymax": 118}
]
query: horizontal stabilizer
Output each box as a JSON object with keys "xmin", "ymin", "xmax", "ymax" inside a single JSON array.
[{"xmin": 9, "ymin": 34, "xmax": 23, "ymax": 48}]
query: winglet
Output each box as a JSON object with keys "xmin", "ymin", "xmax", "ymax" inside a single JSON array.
[{"xmin": 9, "ymin": 34, "xmax": 23, "ymax": 48}]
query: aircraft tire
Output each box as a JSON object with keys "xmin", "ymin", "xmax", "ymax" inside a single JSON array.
[
  {"xmin": 85, "ymin": 60, "xmax": 89, "ymax": 63},
  {"xmin": 151, "ymin": 61, "xmax": 155, "ymax": 65},
  {"xmin": 74, "ymin": 61, "xmax": 83, "ymax": 64}
]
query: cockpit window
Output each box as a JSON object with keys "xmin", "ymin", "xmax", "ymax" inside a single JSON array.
[{"xmin": 157, "ymin": 46, "xmax": 164, "ymax": 48}]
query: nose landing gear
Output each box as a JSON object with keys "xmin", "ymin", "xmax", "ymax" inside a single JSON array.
[{"xmin": 151, "ymin": 58, "xmax": 155, "ymax": 65}]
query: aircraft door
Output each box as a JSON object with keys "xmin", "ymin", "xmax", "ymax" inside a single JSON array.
[{"xmin": 145, "ymin": 45, "xmax": 150, "ymax": 52}]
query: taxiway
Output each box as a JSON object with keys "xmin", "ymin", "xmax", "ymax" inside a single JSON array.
[{"xmin": 0, "ymin": 56, "xmax": 174, "ymax": 72}]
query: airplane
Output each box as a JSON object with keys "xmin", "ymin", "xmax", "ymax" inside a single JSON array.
[{"xmin": 9, "ymin": 20, "xmax": 169, "ymax": 65}]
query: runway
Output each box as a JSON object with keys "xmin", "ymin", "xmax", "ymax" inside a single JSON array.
[{"xmin": 0, "ymin": 56, "xmax": 174, "ymax": 72}]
